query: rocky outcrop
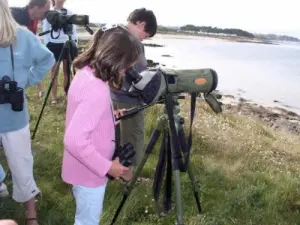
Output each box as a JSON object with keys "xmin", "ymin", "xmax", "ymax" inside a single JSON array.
[{"xmin": 210, "ymin": 91, "xmax": 300, "ymax": 135}]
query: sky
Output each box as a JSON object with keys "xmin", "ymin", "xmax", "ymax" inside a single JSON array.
[{"xmin": 8, "ymin": 0, "xmax": 300, "ymax": 38}]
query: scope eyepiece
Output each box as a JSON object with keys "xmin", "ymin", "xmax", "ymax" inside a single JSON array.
[{"xmin": 125, "ymin": 67, "xmax": 142, "ymax": 84}]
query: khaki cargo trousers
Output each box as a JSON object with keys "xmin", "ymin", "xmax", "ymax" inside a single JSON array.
[{"xmin": 113, "ymin": 100, "xmax": 145, "ymax": 166}]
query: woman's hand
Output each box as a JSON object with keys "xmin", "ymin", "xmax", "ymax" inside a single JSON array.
[{"xmin": 113, "ymin": 109, "xmax": 126, "ymax": 126}]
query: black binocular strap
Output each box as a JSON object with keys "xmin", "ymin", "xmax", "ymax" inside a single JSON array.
[
  {"xmin": 181, "ymin": 93, "xmax": 197, "ymax": 171},
  {"xmin": 188, "ymin": 93, "xmax": 197, "ymax": 152},
  {"xmin": 10, "ymin": 45, "xmax": 15, "ymax": 81}
]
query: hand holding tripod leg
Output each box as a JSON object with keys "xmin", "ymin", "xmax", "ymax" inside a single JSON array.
[{"xmin": 110, "ymin": 120, "xmax": 163, "ymax": 225}]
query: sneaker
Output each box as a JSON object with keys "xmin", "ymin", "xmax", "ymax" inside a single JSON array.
[{"xmin": 0, "ymin": 183, "xmax": 9, "ymax": 198}]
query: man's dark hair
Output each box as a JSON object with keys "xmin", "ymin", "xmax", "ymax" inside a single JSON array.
[
  {"xmin": 127, "ymin": 8, "xmax": 157, "ymax": 37},
  {"xmin": 28, "ymin": 0, "xmax": 48, "ymax": 8}
]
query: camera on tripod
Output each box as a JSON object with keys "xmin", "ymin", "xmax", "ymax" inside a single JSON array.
[
  {"xmin": 107, "ymin": 142, "xmax": 136, "ymax": 180},
  {"xmin": 46, "ymin": 10, "xmax": 89, "ymax": 36},
  {"xmin": 0, "ymin": 76, "xmax": 24, "ymax": 112},
  {"xmin": 38, "ymin": 10, "xmax": 93, "ymax": 39}
]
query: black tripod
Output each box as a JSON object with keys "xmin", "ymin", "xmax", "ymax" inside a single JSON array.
[
  {"xmin": 110, "ymin": 93, "xmax": 203, "ymax": 225},
  {"xmin": 31, "ymin": 32, "xmax": 77, "ymax": 140}
]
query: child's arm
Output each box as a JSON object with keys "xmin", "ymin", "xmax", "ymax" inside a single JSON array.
[{"xmin": 64, "ymin": 86, "xmax": 113, "ymax": 178}]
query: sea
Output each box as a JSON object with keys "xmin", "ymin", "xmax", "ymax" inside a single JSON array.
[{"xmin": 143, "ymin": 36, "xmax": 300, "ymax": 115}]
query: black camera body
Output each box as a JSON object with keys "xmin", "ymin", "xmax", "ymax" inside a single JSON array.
[
  {"xmin": 107, "ymin": 142, "xmax": 136, "ymax": 180},
  {"xmin": 45, "ymin": 10, "xmax": 89, "ymax": 36},
  {"xmin": 0, "ymin": 76, "xmax": 24, "ymax": 112}
]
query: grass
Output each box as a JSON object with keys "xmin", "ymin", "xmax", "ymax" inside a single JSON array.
[{"xmin": 1, "ymin": 74, "xmax": 300, "ymax": 225}]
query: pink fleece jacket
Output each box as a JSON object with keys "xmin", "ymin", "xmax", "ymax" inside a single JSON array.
[{"xmin": 61, "ymin": 65, "xmax": 115, "ymax": 187}]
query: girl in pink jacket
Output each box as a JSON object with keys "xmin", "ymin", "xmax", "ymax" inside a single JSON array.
[{"xmin": 61, "ymin": 25, "xmax": 142, "ymax": 225}]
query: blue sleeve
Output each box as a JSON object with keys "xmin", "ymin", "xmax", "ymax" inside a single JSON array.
[{"xmin": 26, "ymin": 31, "xmax": 55, "ymax": 87}]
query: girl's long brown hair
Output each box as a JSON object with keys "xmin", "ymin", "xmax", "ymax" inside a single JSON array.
[{"xmin": 73, "ymin": 26, "xmax": 142, "ymax": 90}]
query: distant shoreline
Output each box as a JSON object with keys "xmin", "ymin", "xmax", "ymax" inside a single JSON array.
[
  {"xmin": 152, "ymin": 32, "xmax": 276, "ymax": 45},
  {"xmin": 76, "ymin": 30, "xmax": 275, "ymax": 45}
]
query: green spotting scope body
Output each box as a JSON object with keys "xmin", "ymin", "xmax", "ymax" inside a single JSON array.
[
  {"xmin": 131, "ymin": 68, "xmax": 219, "ymax": 105},
  {"xmin": 162, "ymin": 68, "xmax": 218, "ymax": 94}
]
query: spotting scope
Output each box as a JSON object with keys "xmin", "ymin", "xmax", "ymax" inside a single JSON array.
[{"xmin": 126, "ymin": 67, "xmax": 218, "ymax": 105}]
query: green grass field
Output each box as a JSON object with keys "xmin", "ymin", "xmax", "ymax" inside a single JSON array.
[{"xmin": 1, "ymin": 75, "xmax": 300, "ymax": 225}]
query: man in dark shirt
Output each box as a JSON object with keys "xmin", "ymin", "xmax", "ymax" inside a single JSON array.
[
  {"xmin": 111, "ymin": 8, "xmax": 157, "ymax": 177},
  {"xmin": 10, "ymin": 0, "xmax": 51, "ymax": 98}
]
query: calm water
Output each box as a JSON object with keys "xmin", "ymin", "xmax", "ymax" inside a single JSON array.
[{"xmin": 144, "ymin": 37, "xmax": 300, "ymax": 114}]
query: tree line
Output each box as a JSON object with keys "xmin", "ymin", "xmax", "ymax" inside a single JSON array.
[{"xmin": 179, "ymin": 25, "xmax": 255, "ymax": 38}]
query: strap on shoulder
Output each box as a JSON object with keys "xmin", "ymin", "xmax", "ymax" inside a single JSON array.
[{"xmin": 9, "ymin": 45, "xmax": 15, "ymax": 81}]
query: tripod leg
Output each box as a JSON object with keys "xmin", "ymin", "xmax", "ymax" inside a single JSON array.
[
  {"xmin": 178, "ymin": 128, "xmax": 202, "ymax": 214},
  {"xmin": 173, "ymin": 170, "xmax": 184, "ymax": 225},
  {"xmin": 31, "ymin": 43, "xmax": 67, "ymax": 140},
  {"xmin": 169, "ymin": 131, "xmax": 184, "ymax": 224},
  {"xmin": 187, "ymin": 163, "xmax": 202, "ymax": 214},
  {"xmin": 110, "ymin": 128, "xmax": 161, "ymax": 225}
]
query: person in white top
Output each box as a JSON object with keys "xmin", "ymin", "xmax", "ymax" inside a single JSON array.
[{"xmin": 42, "ymin": 0, "xmax": 78, "ymax": 104}]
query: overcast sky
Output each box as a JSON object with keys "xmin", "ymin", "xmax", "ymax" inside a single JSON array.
[{"xmin": 8, "ymin": 0, "xmax": 300, "ymax": 38}]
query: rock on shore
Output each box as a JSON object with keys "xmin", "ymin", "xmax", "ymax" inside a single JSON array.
[{"xmin": 211, "ymin": 91, "xmax": 300, "ymax": 135}]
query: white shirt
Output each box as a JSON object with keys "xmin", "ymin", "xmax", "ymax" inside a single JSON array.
[{"xmin": 42, "ymin": 8, "xmax": 78, "ymax": 46}]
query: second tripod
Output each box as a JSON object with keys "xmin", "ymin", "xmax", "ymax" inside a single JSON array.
[
  {"xmin": 110, "ymin": 93, "xmax": 202, "ymax": 225},
  {"xmin": 31, "ymin": 35, "xmax": 77, "ymax": 140}
]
